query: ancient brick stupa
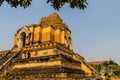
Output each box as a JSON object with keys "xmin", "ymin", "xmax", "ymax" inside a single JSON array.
[{"xmin": 0, "ymin": 13, "xmax": 95, "ymax": 80}]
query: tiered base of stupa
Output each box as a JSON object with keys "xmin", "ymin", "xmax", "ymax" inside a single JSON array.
[
  {"xmin": 9, "ymin": 43, "xmax": 88, "ymax": 80},
  {"xmin": 12, "ymin": 66, "xmax": 86, "ymax": 80}
]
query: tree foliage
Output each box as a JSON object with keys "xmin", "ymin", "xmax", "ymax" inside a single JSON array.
[
  {"xmin": 0, "ymin": 0, "xmax": 88, "ymax": 10},
  {"xmin": 91, "ymin": 64, "xmax": 101, "ymax": 72},
  {"xmin": 90, "ymin": 61, "xmax": 120, "ymax": 78},
  {"xmin": 0, "ymin": 0, "xmax": 32, "ymax": 8},
  {"xmin": 47, "ymin": 0, "xmax": 88, "ymax": 10},
  {"xmin": 113, "ymin": 66, "xmax": 120, "ymax": 76}
]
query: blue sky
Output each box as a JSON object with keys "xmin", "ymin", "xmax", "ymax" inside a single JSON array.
[{"xmin": 0, "ymin": 0, "xmax": 120, "ymax": 63}]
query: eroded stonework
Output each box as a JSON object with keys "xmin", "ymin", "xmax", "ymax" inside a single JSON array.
[{"xmin": 0, "ymin": 13, "xmax": 97, "ymax": 80}]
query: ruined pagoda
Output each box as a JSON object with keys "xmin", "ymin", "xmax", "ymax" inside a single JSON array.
[{"xmin": 0, "ymin": 13, "xmax": 96, "ymax": 80}]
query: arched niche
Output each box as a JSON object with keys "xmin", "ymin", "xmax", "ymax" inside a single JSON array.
[{"xmin": 17, "ymin": 26, "xmax": 30, "ymax": 50}]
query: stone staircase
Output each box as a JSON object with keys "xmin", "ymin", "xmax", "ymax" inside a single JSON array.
[{"xmin": 0, "ymin": 49, "xmax": 22, "ymax": 76}]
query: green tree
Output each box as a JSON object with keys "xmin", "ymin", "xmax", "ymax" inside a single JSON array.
[
  {"xmin": 90, "ymin": 61, "xmax": 120, "ymax": 78},
  {"xmin": 102, "ymin": 61, "xmax": 109, "ymax": 67},
  {"xmin": 112, "ymin": 64, "xmax": 120, "ymax": 76},
  {"xmin": 90, "ymin": 64, "xmax": 101, "ymax": 72},
  {"xmin": 0, "ymin": 0, "xmax": 88, "ymax": 10}
]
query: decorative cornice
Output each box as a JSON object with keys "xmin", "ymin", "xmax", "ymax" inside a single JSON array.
[{"xmin": 22, "ymin": 42, "xmax": 73, "ymax": 54}]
